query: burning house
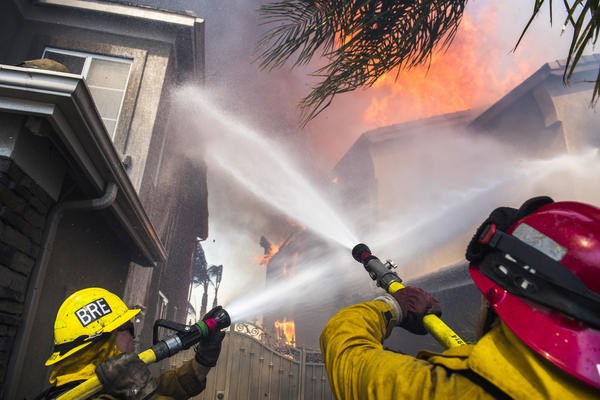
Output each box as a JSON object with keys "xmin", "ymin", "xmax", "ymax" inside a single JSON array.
[
  {"xmin": 0, "ymin": 0, "xmax": 208, "ymax": 396},
  {"xmin": 265, "ymin": 54, "xmax": 600, "ymax": 352},
  {"xmin": 332, "ymin": 54, "xmax": 600, "ymax": 276}
]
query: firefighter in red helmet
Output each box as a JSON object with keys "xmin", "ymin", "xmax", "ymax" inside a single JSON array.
[{"xmin": 320, "ymin": 196, "xmax": 600, "ymax": 399}]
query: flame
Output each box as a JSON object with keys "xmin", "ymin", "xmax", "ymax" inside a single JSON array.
[
  {"xmin": 362, "ymin": 9, "xmax": 535, "ymax": 127},
  {"xmin": 255, "ymin": 242, "xmax": 282, "ymax": 265},
  {"xmin": 274, "ymin": 318, "xmax": 296, "ymax": 347}
]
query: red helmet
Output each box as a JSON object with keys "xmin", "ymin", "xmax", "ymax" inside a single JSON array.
[{"xmin": 469, "ymin": 200, "xmax": 600, "ymax": 390}]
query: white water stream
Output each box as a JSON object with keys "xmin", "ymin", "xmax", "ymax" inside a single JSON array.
[{"xmin": 174, "ymin": 85, "xmax": 600, "ymax": 324}]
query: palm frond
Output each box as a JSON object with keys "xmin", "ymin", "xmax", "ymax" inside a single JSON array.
[
  {"xmin": 260, "ymin": 0, "xmax": 600, "ymax": 124},
  {"xmin": 258, "ymin": 0, "xmax": 467, "ymax": 125},
  {"xmin": 517, "ymin": 0, "xmax": 599, "ymax": 104},
  {"xmin": 258, "ymin": 0, "xmax": 336, "ymax": 69}
]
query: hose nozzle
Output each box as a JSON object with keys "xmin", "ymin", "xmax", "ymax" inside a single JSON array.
[
  {"xmin": 212, "ymin": 307, "xmax": 231, "ymax": 331},
  {"xmin": 352, "ymin": 243, "xmax": 373, "ymax": 264},
  {"xmin": 202, "ymin": 306, "xmax": 231, "ymax": 333},
  {"xmin": 352, "ymin": 243, "xmax": 401, "ymax": 290}
]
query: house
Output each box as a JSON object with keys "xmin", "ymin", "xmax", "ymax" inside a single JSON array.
[
  {"xmin": 0, "ymin": 0, "xmax": 208, "ymax": 396},
  {"xmin": 331, "ymin": 54, "xmax": 600, "ymax": 281},
  {"xmin": 267, "ymin": 54, "xmax": 600, "ymax": 351}
]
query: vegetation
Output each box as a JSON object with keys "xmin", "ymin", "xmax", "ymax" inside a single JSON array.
[{"xmin": 258, "ymin": 0, "xmax": 600, "ymax": 125}]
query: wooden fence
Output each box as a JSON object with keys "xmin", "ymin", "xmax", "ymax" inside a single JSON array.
[{"xmin": 163, "ymin": 322, "xmax": 334, "ymax": 400}]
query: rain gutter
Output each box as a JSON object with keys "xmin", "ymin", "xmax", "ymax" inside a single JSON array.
[{"xmin": 35, "ymin": 0, "xmax": 200, "ymax": 26}]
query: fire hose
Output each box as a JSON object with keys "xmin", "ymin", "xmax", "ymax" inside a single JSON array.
[
  {"xmin": 57, "ymin": 307, "xmax": 231, "ymax": 400},
  {"xmin": 352, "ymin": 244, "xmax": 466, "ymax": 349}
]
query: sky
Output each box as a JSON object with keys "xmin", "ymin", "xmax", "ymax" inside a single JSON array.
[{"xmin": 126, "ymin": 0, "xmax": 597, "ymax": 321}]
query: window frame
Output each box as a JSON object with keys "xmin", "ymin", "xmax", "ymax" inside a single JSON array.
[
  {"xmin": 31, "ymin": 35, "xmax": 148, "ymax": 156},
  {"xmin": 42, "ymin": 47, "xmax": 133, "ymax": 141},
  {"xmin": 157, "ymin": 290, "xmax": 169, "ymax": 320}
]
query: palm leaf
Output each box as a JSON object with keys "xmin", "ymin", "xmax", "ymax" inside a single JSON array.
[
  {"xmin": 258, "ymin": 0, "xmax": 467, "ymax": 125},
  {"xmin": 517, "ymin": 0, "xmax": 599, "ymax": 105},
  {"xmin": 259, "ymin": 0, "xmax": 600, "ymax": 123}
]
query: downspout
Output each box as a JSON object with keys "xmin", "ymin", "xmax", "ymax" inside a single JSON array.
[{"xmin": 5, "ymin": 182, "xmax": 118, "ymax": 398}]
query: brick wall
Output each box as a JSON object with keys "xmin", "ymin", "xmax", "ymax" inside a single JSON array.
[{"xmin": 0, "ymin": 156, "xmax": 54, "ymax": 390}]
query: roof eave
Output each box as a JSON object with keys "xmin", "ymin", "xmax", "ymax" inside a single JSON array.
[
  {"xmin": 34, "ymin": 0, "xmax": 204, "ymax": 27},
  {"xmin": 0, "ymin": 65, "xmax": 166, "ymax": 266}
]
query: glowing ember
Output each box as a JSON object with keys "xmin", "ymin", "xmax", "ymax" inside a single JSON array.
[{"xmin": 274, "ymin": 318, "xmax": 296, "ymax": 347}]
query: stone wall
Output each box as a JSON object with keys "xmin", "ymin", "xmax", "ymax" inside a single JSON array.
[{"xmin": 0, "ymin": 156, "xmax": 53, "ymax": 390}]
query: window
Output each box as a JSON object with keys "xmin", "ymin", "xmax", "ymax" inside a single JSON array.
[
  {"xmin": 42, "ymin": 48, "xmax": 132, "ymax": 139},
  {"xmin": 157, "ymin": 290, "xmax": 169, "ymax": 320}
]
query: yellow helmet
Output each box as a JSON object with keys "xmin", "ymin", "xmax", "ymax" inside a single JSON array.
[{"xmin": 45, "ymin": 287, "xmax": 140, "ymax": 366}]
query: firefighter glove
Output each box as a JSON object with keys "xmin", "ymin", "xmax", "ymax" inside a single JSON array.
[
  {"xmin": 195, "ymin": 306, "xmax": 226, "ymax": 367},
  {"xmin": 376, "ymin": 287, "xmax": 442, "ymax": 335},
  {"xmin": 96, "ymin": 352, "xmax": 157, "ymax": 399}
]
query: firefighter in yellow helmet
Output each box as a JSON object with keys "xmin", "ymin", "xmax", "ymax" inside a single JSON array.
[
  {"xmin": 320, "ymin": 197, "xmax": 600, "ymax": 399},
  {"xmin": 37, "ymin": 287, "xmax": 225, "ymax": 399}
]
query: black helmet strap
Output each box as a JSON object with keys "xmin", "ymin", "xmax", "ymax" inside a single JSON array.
[{"xmin": 478, "ymin": 224, "xmax": 600, "ymax": 329}]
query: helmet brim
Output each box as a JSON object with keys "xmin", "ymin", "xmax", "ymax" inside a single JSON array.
[{"xmin": 45, "ymin": 308, "xmax": 140, "ymax": 366}]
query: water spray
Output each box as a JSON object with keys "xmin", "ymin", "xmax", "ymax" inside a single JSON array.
[
  {"xmin": 352, "ymin": 243, "xmax": 466, "ymax": 349},
  {"xmin": 58, "ymin": 307, "xmax": 231, "ymax": 400},
  {"xmin": 180, "ymin": 89, "xmax": 359, "ymax": 250}
]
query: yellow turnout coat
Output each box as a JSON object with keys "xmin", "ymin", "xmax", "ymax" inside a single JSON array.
[
  {"xmin": 320, "ymin": 300, "xmax": 599, "ymax": 399},
  {"xmin": 43, "ymin": 336, "xmax": 206, "ymax": 399}
]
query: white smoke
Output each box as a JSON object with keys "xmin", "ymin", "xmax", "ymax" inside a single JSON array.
[{"xmin": 126, "ymin": 0, "xmax": 597, "ymax": 327}]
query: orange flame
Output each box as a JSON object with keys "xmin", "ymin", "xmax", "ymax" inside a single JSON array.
[
  {"xmin": 362, "ymin": 11, "xmax": 535, "ymax": 127},
  {"xmin": 255, "ymin": 242, "xmax": 282, "ymax": 265},
  {"xmin": 274, "ymin": 318, "xmax": 296, "ymax": 347}
]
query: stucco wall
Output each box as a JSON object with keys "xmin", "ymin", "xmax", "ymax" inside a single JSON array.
[
  {"xmin": 551, "ymin": 86, "xmax": 600, "ymax": 152},
  {"xmin": 16, "ymin": 210, "xmax": 132, "ymax": 398},
  {"xmin": 0, "ymin": 2, "xmax": 21, "ymax": 65}
]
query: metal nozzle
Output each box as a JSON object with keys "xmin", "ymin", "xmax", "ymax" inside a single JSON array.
[
  {"xmin": 213, "ymin": 307, "xmax": 231, "ymax": 331},
  {"xmin": 352, "ymin": 243, "xmax": 373, "ymax": 264},
  {"xmin": 352, "ymin": 243, "xmax": 402, "ymax": 290}
]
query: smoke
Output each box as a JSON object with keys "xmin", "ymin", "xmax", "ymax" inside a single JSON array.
[
  {"xmin": 125, "ymin": 0, "xmax": 597, "ymax": 325},
  {"xmin": 171, "ymin": 81, "xmax": 600, "ymax": 329},
  {"xmin": 129, "ymin": 0, "xmax": 587, "ymax": 166}
]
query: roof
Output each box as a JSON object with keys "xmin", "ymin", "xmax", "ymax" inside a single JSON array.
[
  {"xmin": 93, "ymin": 0, "xmax": 199, "ymax": 18},
  {"xmin": 334, "ymin": 108, "xmax": 481, "ymax": 170},
  {"xmin": 470, "ymin": 53, "xmax": 600, "ymax": 130},
  {"xmin": 362, "ymin": 108, "xmax": 481, "ymax": 143},
  {"xmin": 35, "ymin": 0, "xmax": 203, "ymax": 26}
]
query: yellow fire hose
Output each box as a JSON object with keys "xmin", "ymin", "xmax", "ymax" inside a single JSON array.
[
  {"xmin": 387, "ymin": 280, "xmax": 466, "ymax": 348},
  {"xmin": 57, "ymin": 308, "xmax": 231, "ymax": 400},
  {"xmin": 352, "ymin": 243, "xmax": 466, "ymax": 349}
]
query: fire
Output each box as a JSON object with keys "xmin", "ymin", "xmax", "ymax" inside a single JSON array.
[
  {"xmin": 274, "ymin": 318, "xmax": 296, "ymax": 347},
  {"xmin": 362, "ymin": 9, "xmax": 535, "ymax": 127},
  {"xmin": 255, "ymin": 236, "xmax": 282, "ymax": 265}
]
